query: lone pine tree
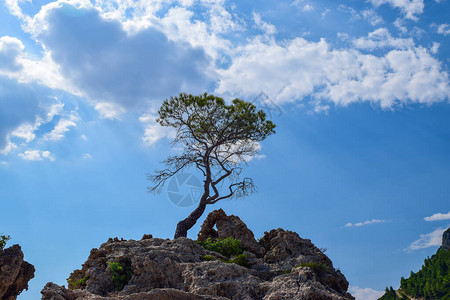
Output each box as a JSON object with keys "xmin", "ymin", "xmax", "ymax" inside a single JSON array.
[{"xmin": 148, "ymin": 93, "xmax": 276, "ymax": 238}]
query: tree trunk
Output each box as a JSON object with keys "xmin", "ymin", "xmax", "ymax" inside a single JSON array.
[{"xmin": 174, "ymin": 200, "xmax": 207, "ymax": 239}]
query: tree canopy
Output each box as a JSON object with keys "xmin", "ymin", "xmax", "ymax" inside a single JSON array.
[{"xmin": 148, "ymin": 93, "xmax": 276, "ymax": 238}]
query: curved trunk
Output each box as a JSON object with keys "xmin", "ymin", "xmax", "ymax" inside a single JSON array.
[{"xmin": 174, "ymin": 200, "xmax": 207, "ymax": 239}]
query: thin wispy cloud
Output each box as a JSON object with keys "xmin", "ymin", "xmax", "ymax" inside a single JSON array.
[
  {"xmin": 368, "ymin": 0, "xmax": 424, "ymax": 20},
  {"xmin": 345, "ymin": 219, "xmax": 387, "ymax": 228},
  {"xmin": 425, "ymin": 211, "xmax": 450, "ymax": 222},
  {"xmin": 405, "ymin": 227, "xmax": 448, "ymax": 252},
  {"xmin": 437, "ymin": 24, "xmax": 450, "ymax": 36}
]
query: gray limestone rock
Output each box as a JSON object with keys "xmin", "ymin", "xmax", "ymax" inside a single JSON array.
[{"xmin": 41, "ymin": 210, "xmax": 354, "ymax": 300}]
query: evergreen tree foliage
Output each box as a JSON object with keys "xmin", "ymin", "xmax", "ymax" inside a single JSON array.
[
  {"xmin": 378, "ymin": 286, "xmax": 408, "ymax": 299},
  {"xmin": 379, "ymin": 248, "xmax": 450, "ymax": 299}
]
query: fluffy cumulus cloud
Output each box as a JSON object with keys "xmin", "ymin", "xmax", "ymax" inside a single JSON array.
[
  {"xmin": 425, "ymin": 211, "xmax": 450, "ymax": 222},
  {"xmin": 1, "ymin": 0, "xmax": 449, "ymax": 150},
  {"xmin": 345, "ymin": 219, "xmax": 386, "ymax": 228},
  {"xmin": 18, "ymin": 149, "xmax": 56, "ymax": 161},
  {"xmin": 349, "ymin": 286, "xmax": 384, "ymax": 300},
  {"xmin": 368, "ymin": 0, "xmax": 424, "ymax": 20},
  {"xmin": 32, "ymin": 2, "xmax": 213, "ymax": 115},
  {"xmin": 217, "ymin": 32, "xmax": 449, "ymax": 108},
  {"xmin": 405, "ymin": 227, "xmax": 448, "ymax": 252}
]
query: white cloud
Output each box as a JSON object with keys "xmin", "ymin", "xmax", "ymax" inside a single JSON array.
[
  {"xmin": 11, "ymin": 123, "xmax": 37, "ymax": 143},
  {"xmin": 302, "ymin": 4, "xmax": 314, "ymax": 12},
  {"xmin": 94, "ymin": 103, "xmax": 126, "ymax": 120},
  {"xmin": 18, "ymin": 149, "xmax": 55, "ymax": 162},
  {"xmin": 425, "ymin": 211, "xmax": 450, "ymax": 222},
  {"xmin": 292, "ymin": 0, "xmax": 315, "ymax": 12},
  {"xmin": 394, "ymin": 18, "xmax": 408, "ymax": 33},
  {"xmin": 337, "ymin": 6, "xmax": 383, "ymax": 26},
  {"xmin": 4, "ymin": 0, "xmax": 32, "ymax": 23},
  {"xmin": 0, "ymin": 76, "xmax": 60, "ymax": 154},
  {"xmin": 430, "ymin": 42, "xmax": 440, "ymax": 55},
  {"xmin": 362, "ymin": 9, "xmax": 384, "ymax": 26},
  {"xmin": 139, "ymin": 113, "xmax": 176, "ymax": 146},
  {"xmin": 0, "ymin": 140, "xmax": 17, "ymax": 155},
  {"xmin": 338, "ymin": 5, "xmax": 361, "ymax": 21},
  {"xmin": 349, "ymin": 286, "xmax": 384, "ymax": 300},
  {"xmin": 82, "ymin": 153, "xmax": 92, "ymax": 159},
  {"xmin": 216, "ymin": 34, "xmax": 449, "ymax": 109},
  {"xmin": 437, "ymin": 24, "xmax": 450, "ymax": 36},
  {"xmin": 253, "ymin": 12, "xmax": 276, "ymax": 35},
  {"xmin": 405, "ymin": 227, "xmax": 448, "ymax": 252},
  {"xmin": 0, "ymin": 36, "xmax": 24, "ymax": 72},
  {"xmin": 345, "ymin": 219, "xmax": 387, "ymax": 228},
  {"xmin": 353, "ymin": 28, "xmax": 414, "ymax": 50},
  {"xmin": 43, "ymin": 113, "xmax": 79, "ymax": 141},
  {"xmin": 26, "ymin": 2, "xmax": 213, "ymax": 112},
  {"xmin": 368, "ymin": 0, "xmax": 424, "ymax": 20}
]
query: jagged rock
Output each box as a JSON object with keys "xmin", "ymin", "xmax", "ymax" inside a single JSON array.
[
  {"xmin": 261, "ymin": 267, "xmax": 353, "ymax": 300},
  {"xmin": 0, "ymin": 244, "xmax": 35, "ymax": 300},
  {"xmin": 197, "ymin": 209, "xmax": 265, "ymax": 257},
  {"xmin": 42, "ymin": 283, "xmax": 224, "ymax": 300},
  {"xmin": 442, "ymin": 227, "xmax": 450, "ymax": 251},
  {"xmin": 41, "ymin": 210, "xmax": 354, "ymax": 300}
]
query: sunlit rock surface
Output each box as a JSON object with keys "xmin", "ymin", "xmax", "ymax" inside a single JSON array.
[{"xmin": 41, "ymin": 210, "xmax": 354, "ymax": 300}]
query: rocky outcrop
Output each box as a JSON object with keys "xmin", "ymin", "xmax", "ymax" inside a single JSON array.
[
  {"xmin": 0, "ymin": 244, "xmax": 35, "ymax": 300},
  {"xmin": 441, "ymin": 227, "xmax": 450, "ymax": 251},
  {"xmin": 197, "ymin": 209, "xmax": 264, "ymax": 257},
  {"xmin": 41, "ymin": 210, "xmax": 354, "ymax": 300}
]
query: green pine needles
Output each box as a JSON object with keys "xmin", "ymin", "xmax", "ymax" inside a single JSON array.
[
  {"xmin": 399, "ymin": 248, "xmax": 450, "ymax": 299},
  {"xmin": 0, "ymin": 234, "xmax": 10, "ymax": 250},
  {"xmin": 379, "ymin": 248, "xmax": 450, "ymax": 300}
]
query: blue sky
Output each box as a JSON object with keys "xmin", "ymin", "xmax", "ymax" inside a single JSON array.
[{"xmin": 0, "ymin": 0, "xmax": 449, "ymax": 299}]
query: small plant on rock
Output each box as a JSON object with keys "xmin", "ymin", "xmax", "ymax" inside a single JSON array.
[
  {"xmin": 201, "ymin": 254, "xmax": 217, "ymax": 261},
  {"xmin": 295, "ymin": 262, "xmax": 329, "ymax": 273},
  {"xmin": 67, "ymin": 276, "xmax": 87, "ymax": 289},
  {"xmin": 228, "ymin": 253, "xmax": 251, "ymax": 268},
  {"xmin": 107, "ymin": 258, "xmax": 133, "ymax": 291},
  {"xmin": 197, "ymin": 237, "xmax": 244, "ymax": 257},
  {"xmin": 0, "ymin": 234, "xmax": 10, "ymax": 250},
  {"xmin": 198, "ymin": 237, "xmax": 252, "ymax": 268}
]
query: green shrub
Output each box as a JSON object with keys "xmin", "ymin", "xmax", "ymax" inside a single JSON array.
[
  {"xmin": 197, "ymin": 237, "xmax": 244, "ymax": 257},
  {"xmin": 201, "ymin": 255, "xmax": 217, "ymax": 261},
  {"xmin": 0, "ymin": 235, "xmax": 10, "ymax": 250},
  {"xmin": 283, "ymin": 269, "xmax": 292, "ymax": 274},
  {"xmin": 67, "ymin": 276, "xmax": 87, "ymax": 289},
  {"xmin": 295, "ymin": 262, "xmax": 328, "ymax": 273},
  {"xmin": 229, "ymin": 253, "xmax": 250, "ymax": 268},
  {"xmin": 107, "ymin": 258, "xmax": 133, "ymax": 291}
]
